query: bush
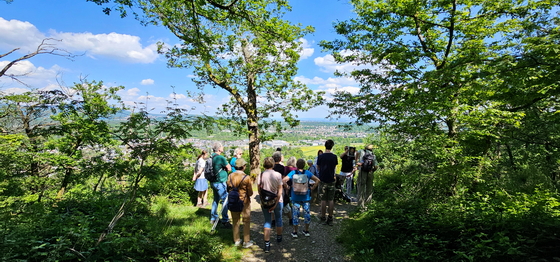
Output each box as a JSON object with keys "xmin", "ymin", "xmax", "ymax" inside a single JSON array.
[{"xmin": 339, "ymin": 188, "xmax": 560, "ymax": 261}]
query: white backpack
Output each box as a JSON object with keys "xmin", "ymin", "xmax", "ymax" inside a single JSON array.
[{"xmin": 292, "ymin": 170, "xmax": 309, "ymax": 195}]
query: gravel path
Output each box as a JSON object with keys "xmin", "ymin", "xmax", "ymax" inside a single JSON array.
[{"xmin": 237, "ymin": 189, "xmax": 356, "ymax": 262}]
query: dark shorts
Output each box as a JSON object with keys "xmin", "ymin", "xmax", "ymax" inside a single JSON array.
[{"xmin": 319, "ymin": 181, "xmax": 336, "ymax": 201}]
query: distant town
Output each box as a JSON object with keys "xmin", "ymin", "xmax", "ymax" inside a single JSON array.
[{"xmin": 184, "ymin": 121, "xmax": 374, "ymax": 151}]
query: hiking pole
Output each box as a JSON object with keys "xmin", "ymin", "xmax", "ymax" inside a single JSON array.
[{"xmin": 211, "ymin": 197, "xmax": 228, "ymax": 233}]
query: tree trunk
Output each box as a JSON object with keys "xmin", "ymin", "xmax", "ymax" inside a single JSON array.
[
  {"xmin": 248, "ymin": 119, "xmax": 261, "ymax": 179},
  {"xmin": 57, "ymin": 167, "xmax": 72, "ymax": 198}
]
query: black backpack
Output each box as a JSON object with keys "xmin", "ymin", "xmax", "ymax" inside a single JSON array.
[
  {"xmin": 228, "ymin": 175, "xmax": 247, "ymax": 212},
  {"xmin": 362, "ymin": 150, "xmax": 375, "ymax": 172},
  {"xmin": 205, "ymin": 155, "xmax": 221, "ymax": 182}
]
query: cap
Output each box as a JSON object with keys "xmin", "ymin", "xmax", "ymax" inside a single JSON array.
[
  {"xmin": 235, "ymin": 158, "xmax": 247, "ymax": 167},
  {"xmin": 366, "ymin": 144, "xmax": 374, "ymax": 150}
]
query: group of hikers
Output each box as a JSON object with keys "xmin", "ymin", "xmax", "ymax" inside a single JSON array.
[{"xmin": 191, "ymin": 139, "xmax": 379, "ymax": 253}]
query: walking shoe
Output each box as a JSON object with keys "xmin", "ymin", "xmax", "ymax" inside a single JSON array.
[
  {"xmin": 325, "ymin": 216, "xmax": 334, "ymax": 226},
  {"xmin": 303, "ymin": 231, "xmax": 310, "ymax": 237},
  {"xmin": 276, "ymin": 234, "xmax": 283, "ymax": 243},
  {"xmin": 234, "ymin": 240, "xmax": 242, "ymax": 247},
  {"xmin": 243, "ymin": 240, "xmax": 254, "ymax": 249},
  {"xmin": 221, "ymin": 221, "xmax": 233, "ymax": 229},
  {"xmin": 320, "ymin": 216, "xmax": 326, "ymax": 222},
  {"xmin": 291, "ymin": 231, "xmax": 298, "ymax": 238},
  {"xmin": 264, "ymin": 242, "xmax": 271, "ymax": 253}
]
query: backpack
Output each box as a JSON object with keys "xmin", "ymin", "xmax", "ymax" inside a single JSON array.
[
  {"xmin": 205, "ymin": 155, "xmax": 221, "ymax": 182},
  {"xmin": 292, "ymin": 170, "xmax": 309, "ymax": 196},
  {"xmin": 228, "ymin": 175, "xmax": 247, "ymax": 212},
  {"xmin": 259, "ymin": 172, "xmax": 278, "ymax": 209},
  {"xmin": 361, "ymin": 150, "xmax": 375, "ymax": 172}
]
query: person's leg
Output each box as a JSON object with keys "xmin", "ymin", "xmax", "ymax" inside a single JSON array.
[
  {"xmin": 217, "ymin": 182, "xmax": 229, "ymax": 223},
  {"xmin": 262, "ymin": 207, "xmax": 272, "ymax": 241},
  {"xmin": 346, "ymin": 175, "xmax": 353, "ymax": 195},
  {"xmin": 202, "ymin": 189, "xmax": 208, "ymax": 206},
  {"xmin": 231, "ymin": 211, "xmax": 241, "ymax": 243},
  {"xmin": 324, "ymin": 182, "xmax": 336, "ymax": 226},
  {"xmin": 365, "ymin": 171, "xmax": 374, "ymax": 205},
  {"xmin": 320, "ymin": 182, "xmax": 327, "ymax": 219},
  {"xmin": 328, "ymin": 200, "xmax": 335, "ymax": 216},
  {"xmin": 210, "ymin": 183, "xmax": 220, "ymax": 222},
  {"xmin": 291, "ymin": 202, "xmax": 301, "ymax": 235},
  {"xmin": 197, "ymin": 191, "xmax": 203, "ymax": 206},
  {"xmin": 241, "ymin": 203, "xmax": 252, "ymax": 244},
  {"xmin": 357, "ymin": 170, "xmax": 366, "ymax": 209},
  {"xmin": 303, "ymin": 201, "xmax": 311, "ymax": 232},
  {"xmin": 274, "ymin": 202, "xmax": 284, "ymax": 241},
  {"xmin": 328, "ymin": 182, "xmax": 335, "ymax": 217}
]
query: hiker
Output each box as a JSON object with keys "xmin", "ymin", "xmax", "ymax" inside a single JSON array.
[
  {"xmin": 356, "ymin": 144, "xmax": 379, "ymax": 209},
  {"xmin": 229, "ymin": 148, "xmax": 243, "ymax": 173},
  {"xmin": 314, "ymin": 149, "xmax": 323, "ymax": 165},
  {"xmin": 258, "ymin": 157, "xmax": 284, "ymax": 253},
  {"xmin": 307, "ymin": 159, "xmax": 319, "ymax": 205},
  {"xmin": 283, "ymin": 156, "xmax": 297, "ymax": 225},
  {"xmin": 270, "ymin": 151, "xmax": 285, "ymax": 228},
  {"xmin": 227, "ymin": 158, "xmax": 254, "ymax": 248},
  {"xmin": 316, "ymin": 139, "xmax": 338, "ymax": 226},
  {"xmin": 284, "ymin": 158, "xmax": 320, "ymax": 238},
  {"xmin": 339, "ymin": 146, "xmax": 357, "ymax": 195},
  {"xmin": 193, "ymin": 149, "xmax": 209, "ymax": 207},
  {"xmin": 210, "ymin": 142, "xmax": 232, "ymax": 228}
]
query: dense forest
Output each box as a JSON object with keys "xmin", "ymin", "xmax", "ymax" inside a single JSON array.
[{"xmin": 1, "ymin": 0, "xmax": 560, "ymax": 261}]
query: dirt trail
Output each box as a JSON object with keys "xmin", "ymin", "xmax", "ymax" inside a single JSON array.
[{"xmin": 237, "ymin": 191, "xmax": 357, "ymax": 262}]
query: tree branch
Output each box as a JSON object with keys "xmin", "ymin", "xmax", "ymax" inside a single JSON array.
[{"xmin": 0, "ymin": 38, "xmax": 77, "ymax": 83}]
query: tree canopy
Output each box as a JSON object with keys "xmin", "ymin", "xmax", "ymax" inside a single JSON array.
[{"xmin": 321, "ymin": 0, "xmax": 560, "ymax": 191}]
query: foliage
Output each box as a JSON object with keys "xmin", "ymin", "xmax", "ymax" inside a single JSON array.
[
  {"xmin": 339, "ymin": 186, "xmax": 560, "ymax": 262},
  {"xmin": 321, "ymin": 0, "xmax": 560, "ymax": 193},
  {"xmin": 144, "ymin": 0, "xmax": 323, "ymax": 176},
  {"xmin": 0, "ymin": 188, "xmax": 228, "ymax": 261}
]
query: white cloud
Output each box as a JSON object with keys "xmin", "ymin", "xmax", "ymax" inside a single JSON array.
[
  {"xmin": 324, "ymin": 85, "xmax": 361, "ymax": 96},
  {"xmin": 0, "ymin": 60, "xmax": 63, "ymax": 88},
  {"xmin": 0, "ymin": 87, "xmax": 28, "ymax": 95},
  {"xmin": 52, "ymin": 32, "xmax": 159, "ymax": 63},
  {"xmin": 172, "ymin": 93, "xmax": 187, "ymax": 99},
  {"xmin": 121, "ymin": 87, "xmax": 141, "ymax": 97},
  {"xmin": 141, "ymin": 79, "xmax": 154, "ymax": 85},
  {"xmin": 294, "ymin": 75, "xmax": 357, "ymax": 87},
  {"xmin": 293, "ymin": 75, "xmax": 361, "ymax": 102},
  {"xmin": 0, "ymin": 17, "xmax": 159, "ymax": 64},
  {"xmin": 0, "ymin": 17, "xmax": 45, "ymax": 51},
  {"xmin": 298, "ymin": 38, "xmax": 314, "ymax": 60},
  {"xmin": 314, "ymin": 49, "xmax": 380, "ymax": 74},
  {"xmin": 116, "ymin": 88, "xmax": 217, "ymax": 115}
]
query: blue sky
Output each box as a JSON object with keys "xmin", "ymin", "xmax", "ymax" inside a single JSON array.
[{"xmin": 0, "ymin": 0, "xmax": 363, "ymax": 120}]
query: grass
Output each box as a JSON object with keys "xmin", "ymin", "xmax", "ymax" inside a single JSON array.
[{"xmin": 150, "ymin": 195, "xmax": 246, "ymax": 261}]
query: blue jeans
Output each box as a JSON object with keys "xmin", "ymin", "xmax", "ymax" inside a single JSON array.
[
  {"xmin": 210, "ymin": 181, "xmax": 229, "ymax": 223},
  {"xmin": 262, "ymin": 202, "xmax": 283, "ymax": 229}
]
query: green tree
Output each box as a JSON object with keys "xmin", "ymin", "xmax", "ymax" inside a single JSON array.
[
  {"xmin": 321, "ymin": 0, "xmax": 560, "ymax": 193},
  {"xmin": 0, "ymin": 90, "xmax": 68, "ymax": 202},
  {"xmin": 140, "ymin": 0, "xmax": 323, "ymax": 176},
  {"xmin": 47, "ymin": 80, "xmax": 124, "ymax": 197}
]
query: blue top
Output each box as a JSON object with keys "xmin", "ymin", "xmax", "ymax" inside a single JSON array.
[
  {"xmin": 230, "ymin": 157, "xmax": 237, "ymax": 172},
  {"xmin": 286, "ymin": 169, "xmax": 315, "ymax": 202}
]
